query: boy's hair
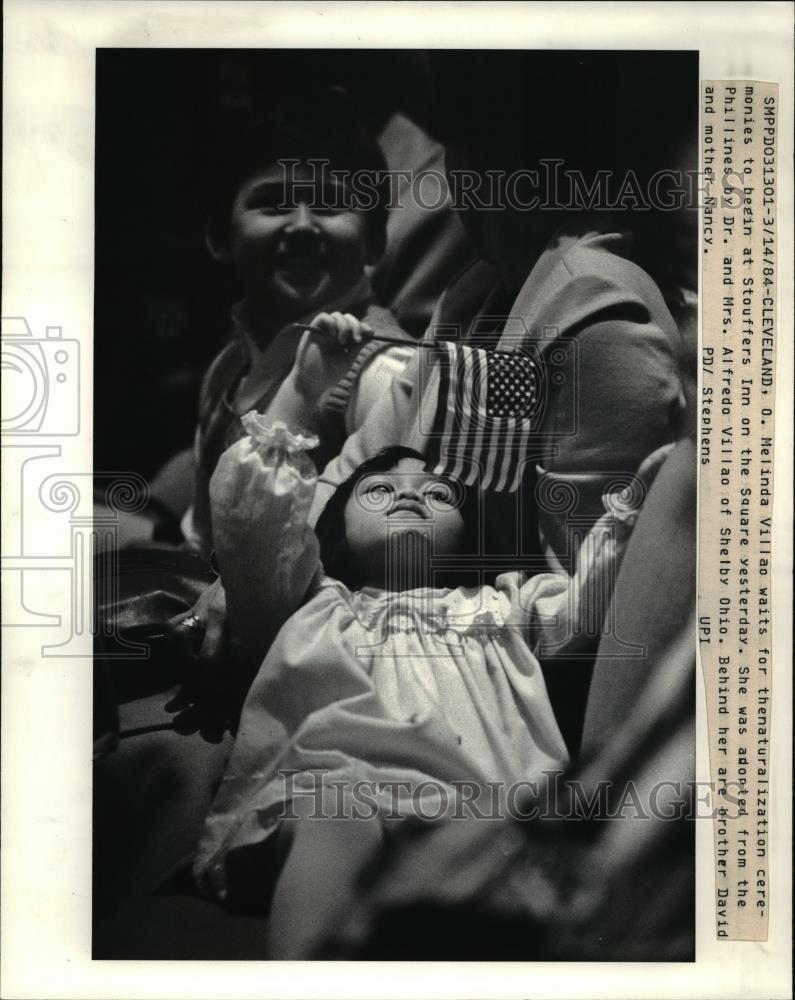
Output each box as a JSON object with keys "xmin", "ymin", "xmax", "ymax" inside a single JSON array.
[
  {"xmin": 200, "ymin": 87, "xmax": 389, "ymax": 257},
  {"xmin": 314, "ymin": 446, "xmax": 490, "ymax": 591}
]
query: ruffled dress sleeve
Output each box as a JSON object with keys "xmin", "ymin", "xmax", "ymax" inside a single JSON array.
[
  {"xmin": 499, "ymin": 488, "xmax": 641, "ymax": 660},
  {"xmin": 209, "ymin": 413, "xmax": 322, "ymax": 664}
]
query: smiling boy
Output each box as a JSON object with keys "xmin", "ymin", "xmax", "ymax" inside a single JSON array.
[{"xmin": 183, "ymin": 94, "xmax": 415, "ymax": 556}]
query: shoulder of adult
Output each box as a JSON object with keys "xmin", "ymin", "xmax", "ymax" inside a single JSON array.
[
  {"xmin": 559, "ymin": 229, "xmax": 656, "ymax": 289},
  {"xmin": 511, "ymin": 227, "xmax": 679, "ymax": 351}
]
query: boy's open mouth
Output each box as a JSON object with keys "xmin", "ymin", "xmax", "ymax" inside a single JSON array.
[{"xmin": 276, "ymin": 250, "xmax": 327, "ymax": 272}]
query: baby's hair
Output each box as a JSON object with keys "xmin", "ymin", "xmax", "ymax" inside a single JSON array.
[
  {"xmin": 314, "ymin": 446, "xmax": 487, "ymax": 591},
  {"xmin": 199, "ymin": 87, "xmax": 389, "ymax": 258}
]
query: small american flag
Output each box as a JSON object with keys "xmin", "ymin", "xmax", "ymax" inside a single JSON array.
[{"xmin": 424, "ymin": 342, "xmax": 543, "ymax": 492}]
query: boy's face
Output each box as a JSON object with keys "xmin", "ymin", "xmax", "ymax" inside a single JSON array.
[{"xmin": 223, "ymin": 162, "xmax": 373, "ymax": 318}]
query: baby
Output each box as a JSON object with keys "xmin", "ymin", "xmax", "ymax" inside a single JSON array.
[{"xmin": 192, "ymin": 321, "xmax": 663, "ymax": 958}]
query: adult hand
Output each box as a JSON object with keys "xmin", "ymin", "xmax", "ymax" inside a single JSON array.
[
  {"xmin": 167, "ymin": 576, "xmax": 236, "ymax": 731},
  {"xmin": 169, "ymin": 575, "xmax": 227, "ymax": 665}
]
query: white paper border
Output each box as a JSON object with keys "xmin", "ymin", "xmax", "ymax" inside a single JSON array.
[{"xmin": 2, "ymin": 2, "xmax": 792, "ymax": 998}]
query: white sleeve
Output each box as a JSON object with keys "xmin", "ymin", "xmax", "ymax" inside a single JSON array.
[
  {"xmin": 503, "ymin": 501, "xmax": 639, "ymax": 659},
  {"xmin": 345, "ymin": 344, "xmax": 415, "ymax": 435},
  {"xmin": 309, "ymin": 346, "xmax": 426, "ymax": 527},
  {"xmin": 210, "ymin": 417, "xmax": 322, "ymax": 664}
]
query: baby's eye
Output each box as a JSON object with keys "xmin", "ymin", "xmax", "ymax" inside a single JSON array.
[
  {"xmin": 357, "ymin": 479, "xmax": 395, "ymax": 512},
  {"xmin": 425, "ymin": 482, "xmax": 455, "ymax": 505},
  {"xmin": 366, "ymin": 482, "xmax": 394, "ymax": 497}
]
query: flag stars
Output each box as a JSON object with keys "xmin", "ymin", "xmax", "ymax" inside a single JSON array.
[{"xmin": 430, "ymin": 343, "xmax": 544, "ymax": 492}]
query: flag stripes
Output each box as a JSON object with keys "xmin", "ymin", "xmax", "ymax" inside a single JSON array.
[{"xmin": 424, "ymin": 342, "xmax": 541, "ymax": 493}]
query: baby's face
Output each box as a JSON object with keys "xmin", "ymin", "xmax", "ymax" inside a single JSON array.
[
  {"xmin": 226, "ymin": 162, "xmax": 371, "ymax": 318},
  {"xmin": 344, "ymin": 458, "xmax": 466, "ymax": 586}
]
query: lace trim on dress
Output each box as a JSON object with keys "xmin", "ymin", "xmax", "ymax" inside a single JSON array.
[{"xmin": 240, "ymin": 413, "xmax": 319, "ymax": 454}]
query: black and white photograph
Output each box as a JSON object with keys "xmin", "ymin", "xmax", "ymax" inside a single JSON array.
[
  {"xmin": 92, "ymin": 46, "xmax": 699, "ymax": 960},
  {"xmin": 1, "ymin": 3, "xmax": 792, "ymax": 997}
]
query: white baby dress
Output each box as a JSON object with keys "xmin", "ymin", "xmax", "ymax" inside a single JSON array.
[{"xmin": 194, "ymin": 415, "xmax": 634, "ymax": 902}]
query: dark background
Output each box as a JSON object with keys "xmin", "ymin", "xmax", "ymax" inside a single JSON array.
[
  {"xmin": 94, "ymin": 49, "xmax": 697, "ymax": 480},
  {"xmin": 93, "ymin": 50, "xmax": 446, "ymax": 480}
]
